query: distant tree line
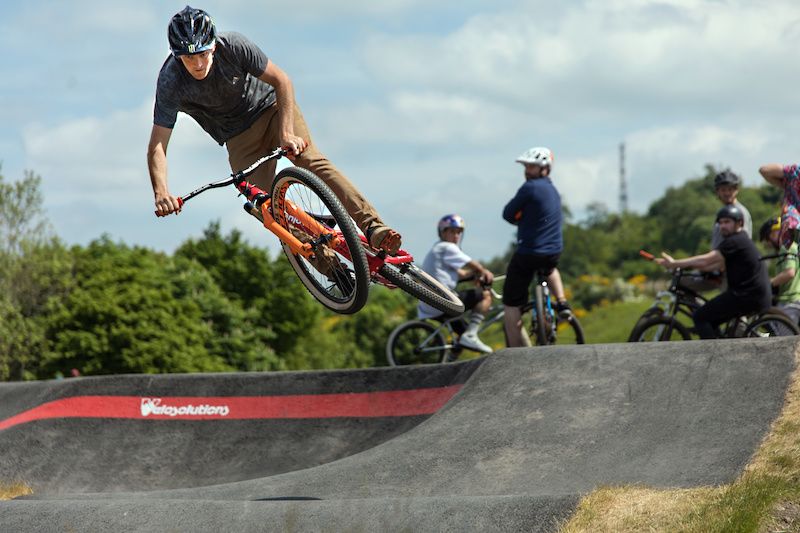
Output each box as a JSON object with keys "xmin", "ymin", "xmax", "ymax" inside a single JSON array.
[{"xmin": 0, "ymin": 164, "xmax": 782, "ymax": 380}]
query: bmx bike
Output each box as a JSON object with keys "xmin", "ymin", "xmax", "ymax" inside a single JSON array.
[
  {"xmin": 386, "ymin": 274, "xmax": 585, "ymax": 366},
  {"xmin": 156, "ymin": 148, "xmax": 465, "ymax": 316}
]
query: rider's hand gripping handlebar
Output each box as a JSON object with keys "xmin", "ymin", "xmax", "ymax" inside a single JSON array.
[{"xmin": 155, "ymin": 197, "xmax": 184, "ymax": 217}]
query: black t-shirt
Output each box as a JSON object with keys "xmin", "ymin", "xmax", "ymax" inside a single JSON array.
[
  {"xmin": 153, "ymin": 31, "xmax": 276, "ymax": 145},
  {"xmin": 718, "ymin": 231, "xmax": 772, "ymax": 307}
]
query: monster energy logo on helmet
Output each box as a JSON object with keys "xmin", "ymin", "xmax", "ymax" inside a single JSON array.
[{"xmin": 168, "ymin": 6, "xmax": 217, "ymax": 57}]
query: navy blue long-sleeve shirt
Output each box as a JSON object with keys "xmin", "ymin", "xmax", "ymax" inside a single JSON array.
[{"xmin": 503, "ymin": 177, "xmax": 563, "ymax": 255}]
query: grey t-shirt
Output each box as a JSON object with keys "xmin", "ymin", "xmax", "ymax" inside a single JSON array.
[{"xmin": 153, "ymin": 31, "xmax": 277, "ymax": 145}]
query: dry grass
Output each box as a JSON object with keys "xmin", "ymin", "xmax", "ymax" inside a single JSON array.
[
  {"xmin": 558, "ymin": 348, "xmax": 800, "ymax": 533},
  {"xmin": 0, "ymin": 479, "xmax": 33, "ymax": 500}
]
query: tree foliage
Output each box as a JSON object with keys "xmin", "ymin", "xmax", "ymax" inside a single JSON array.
[{"xmin": 0, "ymin": 162, "xmax": 787, "ymax": 380}]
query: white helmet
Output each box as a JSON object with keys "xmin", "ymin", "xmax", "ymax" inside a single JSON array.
[{"xmin": 515, "ymin": 147, "xmax": 553, "ymax": 167}]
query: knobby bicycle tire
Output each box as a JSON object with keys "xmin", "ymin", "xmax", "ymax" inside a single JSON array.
[
  {"xmin": 378, "ymin": 262, "xmax": 465, "ymax": 316},
  {"xmin": 744, "ymin": 313, "xmax": 800, "ymax": 338},
  {"xmin": 628, "ymin": 315, "xmax": 691, "ymax": 342},
  {"xmin": 386, "ymin": 320, "xmax": 449, "ymax": 366},
  {"xmin": 271, "ymin": 167, "xmax": 370, "ymax": 314}
]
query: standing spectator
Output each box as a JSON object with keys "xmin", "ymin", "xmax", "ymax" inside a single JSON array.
[{"xmin": 711, "ymin": 170, "xmax": 752, "ymax": 249}]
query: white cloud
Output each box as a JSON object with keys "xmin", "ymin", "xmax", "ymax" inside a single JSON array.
[{"xmin": 4, "ymin": 0, "xmax": 800, "ymax": 265}]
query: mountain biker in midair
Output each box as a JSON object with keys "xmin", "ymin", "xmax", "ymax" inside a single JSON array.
[
  {"xmin": 418, "ymin": 215, "xmax": 495, "ymax": 354},
  {"xmin": 147, "ymin": 6, "xmax": 401, "ymax": 255},
  {"xmin": 502, "ymin": 147, "xmax": 571, "ymax": 348},
  {"xmin": 655, "ymin": 205, "xmax": 771, "ymax": 339}
]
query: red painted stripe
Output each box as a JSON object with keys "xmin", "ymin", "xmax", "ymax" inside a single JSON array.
[{"xmin": 0, "ymin": 385, "xmax": 462, "ymax": 432}]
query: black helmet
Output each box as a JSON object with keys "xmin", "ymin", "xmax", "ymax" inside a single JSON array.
[
  {"xmin": 168, "ymin": 6, "xmax": 216, "ymax": 57},
  {"xmin": 759, "ymin": 215, "xmax": 781, "ymax": 241},
  {"xmin": 716, "ymin": 204, "xmax": 744, "ymax": 223},
  {"xmin": 714, "ymin": 170, "xmax": 741, "ymax": 189}
]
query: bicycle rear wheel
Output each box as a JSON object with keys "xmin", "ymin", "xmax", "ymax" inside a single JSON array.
[
  {"xmin": 378, "ymin": 262, "xmax": 465, "ymax": 316},
  {"xmin": 744, "ymin": 314, "xmax": 800, "ymax": 337},
  {"xmin": 271, "ymin": 167, "xmax": 370, "ymax": 314},
  {"xmin": 628, "ymin": 315, "xmax": 691, "ymax": 341},
  {"xmin": 386, "ymin": 320, "xmax": 449, "ymax": 366}
]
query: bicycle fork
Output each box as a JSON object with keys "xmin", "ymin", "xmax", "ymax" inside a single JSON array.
[{"xmin": 242, "ymin": 197, "xmax": 342, "ymax": 262}]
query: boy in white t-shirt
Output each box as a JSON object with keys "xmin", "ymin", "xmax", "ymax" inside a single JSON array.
[{"xmin": 418, "ymin": 215, "xmax": 495, "ymax": 354}]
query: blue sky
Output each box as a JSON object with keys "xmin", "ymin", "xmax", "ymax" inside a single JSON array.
[{"xmin": 3, "ymin": 0, "xmax": 800, "ymax": 263}]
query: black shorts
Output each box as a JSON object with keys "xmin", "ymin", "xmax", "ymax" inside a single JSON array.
[
  {"xmin": 502, "ymin": 252, "xmax": 561, "ymax": 307},
  {"xmin": 430, "ymin": 287, "xmax": 485, "ymax": 334}
]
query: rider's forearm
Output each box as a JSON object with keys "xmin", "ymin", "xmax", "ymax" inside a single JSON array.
[
  {"xmin": 265, "ymin": 66, "xmax": 296, "ymax": 140},
  {"xmin": 274, "ymin": 81, "xmax": 296, "ymax": 140},
  {"xmin": 759, "ymin": 164, "xmax": 784, "ymax": 188},
  {"xmin": 148, "ymin": 143, "xmax": 169, "ymax": 198},
  {"xmin": 773, "ymin": 268, "xmax": 795, "ymax": 286},
  {"xmin": 668, "ymin": 250, "xmax": 723, "ymax": 272}
]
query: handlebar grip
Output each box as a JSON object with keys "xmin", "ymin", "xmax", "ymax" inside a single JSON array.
[
  {"xmin": 639, "ymin": 250, "xmax": 654, "ymax": 260},
  {"xmin": 154, "ymin": 197, "xmax": 184, "ymax": 217}
]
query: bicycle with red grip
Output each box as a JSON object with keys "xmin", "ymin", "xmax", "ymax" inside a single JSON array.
[
  {"xmin": 629, "ymin": 250, "xmax": 799, "ymax": 340},
  {"xmin": 156, "ymin": 148, "xmax": 464, "ymax": 316}
]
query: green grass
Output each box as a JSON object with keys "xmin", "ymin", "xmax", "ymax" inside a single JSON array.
[{"xmin": 577, "ymin": 299, "xmax": 654, "ymax": 344}]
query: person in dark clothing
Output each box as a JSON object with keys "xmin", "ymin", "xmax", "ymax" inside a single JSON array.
[
  {"xmin": 502, "ymin": 146, "xmax": 572, "ymax": 347},
  {"xmin": 655, "ymin": 205, "xmax": 772, "ymax": 339}
]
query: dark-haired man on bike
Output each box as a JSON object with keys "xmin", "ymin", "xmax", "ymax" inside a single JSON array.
[
  {"xmin": 655, "ymin": 205, "xmax": 771, "ymax": 339},
  {"xmin": 502, "ymin": 147, "xmax": 571, "ymax": 348},
  {"xmin": 148, "ymin": 6, "xmax": 401, "ymax": 255}
]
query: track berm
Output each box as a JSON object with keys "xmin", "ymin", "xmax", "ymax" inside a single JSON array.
[{"xmin": 0, "ymin": 337, "xmax": 796, "ymax": 532}]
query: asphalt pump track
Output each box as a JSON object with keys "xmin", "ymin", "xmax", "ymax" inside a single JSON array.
[{"xmin": 0, "ymin": 337, "xmax": 797, "ymax": 532}]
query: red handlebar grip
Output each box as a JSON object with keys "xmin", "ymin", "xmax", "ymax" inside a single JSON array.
[
  {"xmin": 154, "ymin": 197, "xmax": 184, "ymax": 217},
  {"xmin": 639, "ymin": 250, "xmax": 654, "ymax": 260}
]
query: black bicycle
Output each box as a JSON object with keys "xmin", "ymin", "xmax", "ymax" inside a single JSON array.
[
  {"xmin": 629, "ymin": 250, "xmax": 800, "ymax": 341},
  {"xmin": 386, "ymin": 275, "xmax": 585, "ymax": 366}
]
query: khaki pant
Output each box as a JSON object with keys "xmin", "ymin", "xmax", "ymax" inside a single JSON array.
[{"xmin": 225, "ymin": 103, "xmax": 385, "ymax": 237}]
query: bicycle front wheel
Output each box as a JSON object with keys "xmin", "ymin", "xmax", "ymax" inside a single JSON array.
[
  {"xmin": 532, "ymin": 284, "xmax": 549, "ymax": 346},
  {"xmin": 629, "ymin": 315, "xmax": 691, "ymax": 341},
  {"xmin": 744, "ymin": 314, "xmax": 800, "ymax": 338},
  {"xmin": 379, "ymin": 263, "xmax": 465, "ymax": 316},
  {"xmin": 386, "ymin": 320, "xmax": 449, "ymax": 366},
  {"xmin": 271, "ymin": 167, "xmax": 370, "ymax": 314},
  {"xmin": 554, "ymin": 313, "xmax": 586, "ymax": 344}
]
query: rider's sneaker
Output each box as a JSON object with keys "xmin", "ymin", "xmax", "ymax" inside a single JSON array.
[
  {"xmin": 457, "ymin": 332, "xmax": 493, "ymax": 354},
  {"xmin": 555, "ymin": 300, "xmax": 572, "ymax": 320},
  {"xmin": 367, "ymin": 225, "xmax": 402, "ymax": 255}
]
